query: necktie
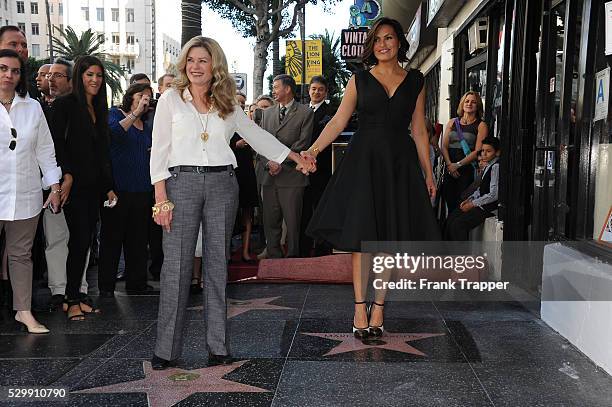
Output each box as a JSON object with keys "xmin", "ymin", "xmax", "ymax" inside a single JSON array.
[
  {"xmin": 310, "ymin": 104, "xmax": 316, "ymax": 111},
  {"xmin": 279, "ymin": 106, "xmax": 287, "ymax": 122}
]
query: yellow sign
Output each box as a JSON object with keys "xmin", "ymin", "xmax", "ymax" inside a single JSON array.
[{"xmin": 285, "ymin": 40, "xmax": 323, "ymax": 85}]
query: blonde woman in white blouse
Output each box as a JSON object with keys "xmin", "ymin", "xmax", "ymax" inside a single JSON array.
[
  {"xmin": 149, "ymin": 36, "xmax": 314, "ymax": 370},
  {"xmin": 0, "ymin": 49, "xmax": 61, "ymax": 334}
]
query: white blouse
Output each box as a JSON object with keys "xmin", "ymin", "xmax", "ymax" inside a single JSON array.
[
  {"xmin": 0, "ymin": 95, "xmax": 61, "ymax": 221},
  {"xmin": 150, "ymin": 88, "xmax": 290, "ymax": 184}
]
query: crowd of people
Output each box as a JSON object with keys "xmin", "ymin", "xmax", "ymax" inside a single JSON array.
[{"xmin": 0, "ymin": 17, "xmax": 502, "ymax": 368}]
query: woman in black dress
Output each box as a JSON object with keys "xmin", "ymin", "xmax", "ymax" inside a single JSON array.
[
  {"xmin": 305, "ymin": 18, "xmax": 440, "ymax": 338},
  {"xmin": 230, "ymin": 92, "xmax": 259, "ymax": 262}
]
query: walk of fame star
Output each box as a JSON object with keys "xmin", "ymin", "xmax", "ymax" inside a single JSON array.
[
  {"xmin": 74, "ymin": 360, "xmax": 268, "ymax": 407},
  {"xmin": 188, "ymin": 296, "xmax": 293, "ymax": 318},
  {"xmin": 302, "ymin": 332, "xmax": 446, "ymax": 356}
]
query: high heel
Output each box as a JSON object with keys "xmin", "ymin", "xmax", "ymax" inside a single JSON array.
[
  {"xmin": 352, "ymin": 301, "xmax": 370, "ymax": 339},
  {"xmin": 368, "ymin": 301, "xmax": 384, "ymax": 338},
  {"xmin": 15, "ymin": 313, "xmax": 49, "ymax": 334}
]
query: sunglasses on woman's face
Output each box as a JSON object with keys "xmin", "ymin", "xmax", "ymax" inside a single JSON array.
[{"xmin": 8, "ymin": 128, "xmax": 17, "ymax": 150}]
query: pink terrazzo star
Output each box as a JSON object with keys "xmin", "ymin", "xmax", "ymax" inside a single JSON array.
[
  {"xmin": 188, "ymin": 296, "xmax": 293, "ymax": 318},
  {"xmin": 74, "ymin": 360, "xmax": 268, "ymax": 407},
  {"xmin": 302, "ymin": 332, "xmax": 446, "ymax": 356}
]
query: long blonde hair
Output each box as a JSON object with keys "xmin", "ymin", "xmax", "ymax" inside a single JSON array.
[
  {"xmin": 175, "ymin": 36, "xmax": 236, "ymax": 119},
  {"xmin": 456, "ymin": 91, "xmax": 484, "ymax": 119}
]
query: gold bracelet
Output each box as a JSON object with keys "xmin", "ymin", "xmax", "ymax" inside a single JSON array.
[
  {"xmin": 50, "ymin": 189, "xmax": 62, "ymax": 194},
  {"xmin": 151, "ymin": 200, "xmax": 175, "ymax": 217},
  {"xmin": 308, "ymin": 146, "xmax": 320, "ymax": 156}
]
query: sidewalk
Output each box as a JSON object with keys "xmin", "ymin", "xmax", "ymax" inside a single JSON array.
[{"xmin": 1, "ymin": 283, "xmax": 612, "ymax": 406}]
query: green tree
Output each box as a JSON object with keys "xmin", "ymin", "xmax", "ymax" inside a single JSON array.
[
  {"xmin": 50, "ymin": 26, "xmax": 124, "ymax": 99},
  {"xmin": 207, "ymin": 0, "xmax": 338, "ymax": 97},
  {"xmin": 310, "ymin": 30, "xmax": 351, "ymax": 106}
]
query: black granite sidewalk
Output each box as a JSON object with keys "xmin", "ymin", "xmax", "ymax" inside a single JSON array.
[{"xmin": 1, "ymin": 283, "xmax": 612, "ymax": 406}]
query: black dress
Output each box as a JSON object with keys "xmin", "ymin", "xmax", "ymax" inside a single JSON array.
[
  {"xmin": 307, "ymin": 69, "xmax": 441, "ymax": 252},
  {"xmin": 230, "ymin": 133, "xmax": 259, "ymax": 209}
]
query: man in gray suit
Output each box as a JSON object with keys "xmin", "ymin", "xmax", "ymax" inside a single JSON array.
[{"xmin": 257, "ymin": 74, "xmax": 314, "ymax": 258}]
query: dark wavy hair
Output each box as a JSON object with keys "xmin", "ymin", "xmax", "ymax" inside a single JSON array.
[
  {"xmin": 361, "ymin": 17, "xmax": 410, "ymax": 67},
  {"xmin": 72, "ymin": 55, "xmax": 108, "ymax": 125},
  {"xmin": 0, "ymin": 49, "xmax": 27, "ymax": 97},
  {"xmin": 121, "ymin": 82, "xmax": 153, "ymax": 120}
]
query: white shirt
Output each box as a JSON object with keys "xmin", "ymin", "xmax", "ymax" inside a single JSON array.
[
  {"xmin": 0, "ymin": 95, "xmax": 61, "ymax": 221},
  {"xmin": 309, "ymin": 100, "xmax": 325, "ymax": 112},
  {"xmin": 150, "ymin": 88, "xmax": 290, "ymax": 184}
]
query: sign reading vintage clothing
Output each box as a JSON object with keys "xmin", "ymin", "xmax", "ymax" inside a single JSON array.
[
  {"xmin": 594, "ymin": 67, "xmax": 610, "ymax": 122},
  {"xmin": 348, "ymin": 0, "xmax": 381, "ymax": 28},
  {"xmin": 341, "ymin": 28, "xmax": 368, "ymax": 61},
  {"xmin": 285, "ymin": 40, "xmax": 323, "ymax": 85}
]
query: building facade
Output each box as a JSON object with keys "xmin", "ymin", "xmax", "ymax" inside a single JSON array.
[{"xmin": 0, "ymin": 0, "xmax": 180, "ymax": 87}]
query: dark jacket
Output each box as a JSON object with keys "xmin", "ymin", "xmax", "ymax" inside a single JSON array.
[
  {"xmin": 49, "ymin": 93, "xmax": 113, "ymax": 194},
  {"xmin": 308, "ymin": 102, "xmax": 335, "ymax": 191}
]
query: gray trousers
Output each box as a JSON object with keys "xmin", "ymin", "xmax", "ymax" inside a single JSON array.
[
  {"xmin": 43, "ymin": 210, "xmax": 87, "ymax": 296},
  {"xmin": 155, "ymin": 167, "xmax": 239, "ymax": 360},
  {"xmin": 0, "ymin": 214, "xmax": 39, "ymax": 310},
  {"xmin": 262, "ymin": 185, "xmax": 304, "ymax": 258}
]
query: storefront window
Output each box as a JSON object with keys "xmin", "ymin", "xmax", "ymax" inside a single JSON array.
[{"xmin": 466, "ymin": 55, "xmax": 487, "ymax": 111}]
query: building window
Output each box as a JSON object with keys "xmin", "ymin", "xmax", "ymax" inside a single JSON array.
[
  {"xmin": 111, "ymin": 56, "xmax": 119, "ymax": 66},
  {"xmin": 127, "ymin": 57, "xmax": 135, "ymax": 71},
  {"xmin": 111, "ymin": 8, "xmax": 119, "ymax": 22},
  {"xmin": 112, "ymin": 32, "xmax": 119, "ymax": 45},
  {"xmin": 59, "ymin": 23, "xmax": 63, "ymax": 31},
  {"xmin": 31, "ymin": 22, "xmax": 39, "ymax": 35},
  {"xmin": 16, "ymin": 1, "xmax": 24, "ymax": 13},
  {"xmin": 17, "ymin": 22, "xmax": 24, "ymax": 32},
  {"xmin": 30, "ymin": 2, "xmax": 38, "ymax": 14},
  {"xmin": 96, "ymin": 7, "xmax": 104, "ymax": 21},
  {"xmin": 97, "ymin": 32, "xmax": 104, "ymax": 43},
  {"xmin": 4, "ymin": 0, "xmax": 7, "ymax": 11},
  {"xmin": 81, "ymin": 7, "xmax": 89, "ymax": 21},
  {"xmin": 126, "ymin": 8, "xmax": 134, "ymax": 22},
  {"xmin": 58, "ymin": 2, "xmax": 62, "ymax": 15},
  {"xmin": 31, "ymin": 43, "xmax": 40, "ymax": 57},
  {"xmin": 126, "ymin": 33, "xmax": 135, "ymax": 45}
]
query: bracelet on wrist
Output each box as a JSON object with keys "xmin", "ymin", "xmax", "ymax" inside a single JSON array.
[
  {"xmin": 51, "ymin": 189, "xmax": 62, "ymax": 194},
  {"xmin": 307, "ymin": 146, "xmax": 320, "ymax": 156},
  {"xmin": 151, "ymin": 200, "xmax": 174, "ymax": 217}
]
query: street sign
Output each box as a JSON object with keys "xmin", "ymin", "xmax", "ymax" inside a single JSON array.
[
  {"xmin": 231, "ymin": 73, "xmax": 247, "ymax": 96},
  {"xmin": 285, "ymin": 40, "xmax": 322, "ymax": 85}
]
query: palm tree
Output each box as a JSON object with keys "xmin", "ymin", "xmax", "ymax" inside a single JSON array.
[
  {"xmin": 310, "ymin": 30, "xmax": 351, "ymax": 106},
  {"xmin": 50, "ymin": 26, "xmax": 124, "ymax": 99},
  {"xmin": 181, "ymin": 0, "xmax": 202, "ymax": 46}
]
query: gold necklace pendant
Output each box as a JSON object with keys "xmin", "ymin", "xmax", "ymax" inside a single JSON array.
[{"xmin": 200, "ymin": 132, "xmax": 209, "ymax": 142}]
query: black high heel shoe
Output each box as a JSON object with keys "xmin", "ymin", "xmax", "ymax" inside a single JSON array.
[
  {"xmin": 368, "ymin": 301, "xmax": 385, "ymax": 338},
  {"xmin": 352, "ymin": 301, "xmax": 370, "ymax": 339}
]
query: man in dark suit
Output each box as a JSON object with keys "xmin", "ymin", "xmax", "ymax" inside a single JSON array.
[
  {"xmin": 300, "ymin": 76, "xmax": 335, "ymax": 256},
  {"xmin": 256, "ymin": 74, "xmax": 314, "ymax": 258}
]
